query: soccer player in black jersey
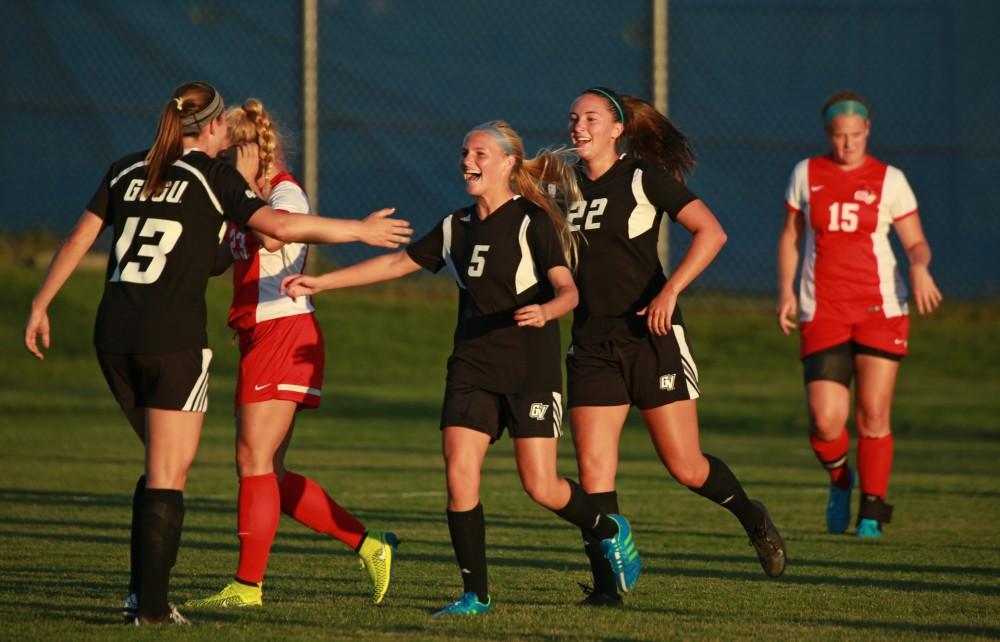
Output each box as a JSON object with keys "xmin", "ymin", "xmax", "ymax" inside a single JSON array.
[
  {"xmin": 23, "ymin": 81, "xmax": 412, "ymax": 625},
  {"xmin": 565, "ymin": 88, "xmax": 787, "ymax": 606},
  {"xmin": 282, "ymin": 120, "xmax": 641, "ymax": 615}
]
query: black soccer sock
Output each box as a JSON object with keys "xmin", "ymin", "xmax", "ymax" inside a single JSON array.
[
  {"xmin": 137, "ymin": 488, "xmax": 185, "ymax": 622},
  {"xmin": 688, "ymin": 453, "xmax": 763, "ymax": 532},
  {"xmin": 582, "ymin": 490, "xmax": 620, "ymax": 596},
  {"xmin": 553, "ymin": 478, "xmax": 617, "ymax": 540},
  {"xmin": 446, "ymin": 504, "xmax": 488, "ymax": 603},
  {"xmin": 128, "ymin": 474, "xmax": 146, "ymax": 595}
]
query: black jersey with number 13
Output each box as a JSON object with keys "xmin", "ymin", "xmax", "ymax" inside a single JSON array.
[
  {"xmin": 570, "ymin": 155, "xmax": 697, "ymax": 344},
  {"xmin": 406, "ymin": 196, "xmax": 567, "ymax": 394},
  {"xmin": 87, "ymin": 149, "xmax": 266, "ymax": 354}
]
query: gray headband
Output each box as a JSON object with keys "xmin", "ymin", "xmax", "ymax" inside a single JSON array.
[{"xmin": 179, "ymin": 88, "xmax": 224, "ymax": 135}]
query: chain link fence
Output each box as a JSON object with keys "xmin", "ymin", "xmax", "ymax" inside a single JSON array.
[{"xmin": 3, "ymin": 0, "xmax": 996, "ymax": 297}]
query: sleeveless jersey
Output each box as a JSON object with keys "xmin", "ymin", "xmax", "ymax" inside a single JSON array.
[
  {"xmin": 87, "ymin": 148, "xmax": 266, "ymax": 353},
  {"xmin": 406, "ymin": 196, "xmax": 567, "ymax": 393},
  {"xmin": 570, "ymin": 155, "xmax": 698, "ymax": 344},
  {"xmin": 225, "ymin": 172, "xmax": 315, "ymax": 330},
  {"xmin": 784, "ymin": 154, "xmax": 918, "ymax": 320}
]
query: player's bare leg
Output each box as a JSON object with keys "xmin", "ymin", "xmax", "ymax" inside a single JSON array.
[{"xmin": 644, "ymin": 400, "xmax": 785, "ymax": 577}]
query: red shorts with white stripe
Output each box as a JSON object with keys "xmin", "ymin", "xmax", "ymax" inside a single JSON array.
[
  {"xmin": 235, "ymin": 312, "xmax": 324, "ymax": 411},
  {"xmin": 800, "ymin": 302, "xmax": 909, "ymax": 359}
]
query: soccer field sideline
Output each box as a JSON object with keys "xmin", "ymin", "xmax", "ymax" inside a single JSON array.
[{"xmin": 2, "ymin": 265, "xmax": 999, "ymax": 640}]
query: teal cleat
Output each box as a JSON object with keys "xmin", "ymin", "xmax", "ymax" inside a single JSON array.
[
  {"xmin": 600, "ymin": 514, "xmax": 641, "ymax": 593},
  {"xmin": 433, "ymin": 592, "xmax": 492, "ymax": 616},
  {"xmin": 826, "ymin": 467, "xmax": 855, "ymax": 534},
  {"xmin": 856, "ymin": 518, "xmax": 883, "ymax": 539}
]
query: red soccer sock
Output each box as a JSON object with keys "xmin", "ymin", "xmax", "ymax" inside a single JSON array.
[
  {"xmin": 810, "ymin": 429, "xmax": 852, "ymax": 489},
  {"xmin": 278, "ymin": 472, "xmax": 365, "ymax": 550},
  {"xmin": 235, "ymin": 472, "xmax": 281, "ymax": 584},
  {"xmin": 857, "ymin": 433, "xmax": 894, "ymax": 498}
]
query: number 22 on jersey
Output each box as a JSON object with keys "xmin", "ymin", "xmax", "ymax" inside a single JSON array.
[
  {"xmin": 568, "ymin": 198, "xmax": 607, "ymax": 232},
  {"xmin": 109, "ymin": 216, "xmax": 183, "ymax": 284}
]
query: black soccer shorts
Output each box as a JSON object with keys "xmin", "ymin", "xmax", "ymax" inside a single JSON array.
[
  {"xmin": 439, "ymin": 381, "xmax": 563, "ymax": 442},
  {"xmin": 97, "ymin": 349, "xmax": 213, "ymax": 412},
  {"xmin": 567, "ymin": 325, "xmax": 700, "ymax": 411}
]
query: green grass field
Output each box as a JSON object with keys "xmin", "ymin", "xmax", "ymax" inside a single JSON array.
[{"xmin": 2, "ymin": 262, "xmax": 999, "ymax": 641}]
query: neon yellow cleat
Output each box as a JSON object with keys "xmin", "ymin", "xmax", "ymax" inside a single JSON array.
[
  {"xmin": 184, "ymin": 581, "xmax": 263, "ymax": 608},
  {"xmin": 357, "ymin": 531, "xmax": 398, "ymax": 604}
]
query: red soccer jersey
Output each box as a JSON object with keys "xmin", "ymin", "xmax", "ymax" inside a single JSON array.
[
  {"xmin": 784, "ymin": 155, "xmax": 918, "ymax": 321},
  {"xmin": 225, "ymin": 172, "xmax": 315, "ymax": 330}
]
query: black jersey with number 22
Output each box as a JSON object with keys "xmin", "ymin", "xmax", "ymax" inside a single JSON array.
[
  {"xmin": 406, "ymin": 196, "xmax": 567, "ymax": 393},
  {"xmin": 570, "ymin": 155, "xmax": 698, "ymax": 344},
  {"xmin": 87, "ymin": 149, "xmax": 267, "ymax": 354}
]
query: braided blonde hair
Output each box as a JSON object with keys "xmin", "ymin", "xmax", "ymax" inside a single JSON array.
[{"xmin": 225, "ymin": 98, "xmax": 279, "ymax": 198}]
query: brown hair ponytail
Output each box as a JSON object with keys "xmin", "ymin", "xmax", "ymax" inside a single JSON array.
[
  {"xmin": 620, "ymin": 95, "xmax": 695, "ymax": 183},
  {"xmin": 144, "ymin": 81, "xmax": 222, "ymax": 197}
]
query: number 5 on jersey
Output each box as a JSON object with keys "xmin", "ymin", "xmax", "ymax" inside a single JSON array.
[
  {"xmin": 468, "ymin": 244, "xmax": 490, "ymax": 277},
  {"xmin": 110, "ymin": 216, "xmax": 183, "ymax": 284}
]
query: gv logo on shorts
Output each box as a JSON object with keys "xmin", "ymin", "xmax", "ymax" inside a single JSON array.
[
  {"xmin": 659, "ymin": 374, "xmax": 676, "ymax": 391},
  {"xmin": 529, "ymin": 403, "xmax": 550, "ymax": 420}
]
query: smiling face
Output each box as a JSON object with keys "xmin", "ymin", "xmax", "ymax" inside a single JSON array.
[
  {"xmin": 461, "ymin": 130, "xmax": 513, "ymax": 197},
  {"xmin": 568, "ymin": 93, "xmax": 624, "ymax": 165},
  {"xmin": 826, "ymin": 114, "xmax": 870, "ymax": 168}
]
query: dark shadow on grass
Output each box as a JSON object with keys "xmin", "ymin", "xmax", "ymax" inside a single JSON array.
[
  {"xmin": 657, "ymin": 550, "xmax": 1000, "ymax": 578},
  {"xmin": 641, "ymin": 562, "xmax": 1000, "ymax": 597}
]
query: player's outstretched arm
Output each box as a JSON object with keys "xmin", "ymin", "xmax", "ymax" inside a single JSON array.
[
  {"xmin": 514, "ymin": 266, "xmax": 578, "ymax": 328},
  {"xmin": 281, "ymin": 250, "xmax": 422, "ymax": 299},
  {"xmin": 895, "ymin": 214, "xmax": 942, "ymax": 315},
  {"xmin": 247, "ymin": 206, "xmax": 413, "ymax": 249},
  {"xmin": 776, "ymin": 209, "xmax": 804, "ymax": 334},
  {"xmin": 25, "ymin": 211, "xmax": 105, "ymax": 360}
]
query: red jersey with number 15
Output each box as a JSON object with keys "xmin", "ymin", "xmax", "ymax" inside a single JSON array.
[{"xmin": 784, "ymin": 155, "xmax": 918, "ymax": 322}]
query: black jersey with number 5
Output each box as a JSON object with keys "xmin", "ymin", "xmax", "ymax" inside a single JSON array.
[
  {"xmin": 406, "ymin": 196, "xmax": 567, "ymax": 393},
  {"xmin": 87, "ymin": 149, "xmax": 267, "ymax": 354},
  {"xmin": 570, "ymin": 155, "xmax": 698, "ymax": 344}
]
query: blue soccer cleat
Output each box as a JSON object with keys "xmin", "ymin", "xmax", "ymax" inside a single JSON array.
[
  {"xmin": 826, "ymin": 467, "xmax": 854, "ymax": 534},
  {"xmin": 856, "ymin": 518, "xmax": 883, "ymax": 539},
  {"xmin": 600, "ymin": 514, "xmax": 641, "ymax": 593},
  {"xmin": 433, "ymin": 592, "xmax": 492, "ymax": 616}
]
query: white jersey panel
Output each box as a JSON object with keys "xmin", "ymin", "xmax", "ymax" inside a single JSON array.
[
  {"xmin": 627, "ymin": 168, "xmax": 657, "ymax": 239},
  {"xmin": 254, "ymin": 179, "xmax": 315, "ymax": 323},
  {"xmin": 799, "ymin": 225, "xmax": 818, "ymax": 322},
  {"xmin": 514, "ymin": 214, "xmax": 540, "ymax": 294},
  {"xmin": 872, "ymin": 165, "xmax": 914, "ymax": 317},
  {"xmin": 784, "ymin": 159, "xmax": 810, "ymax": 213}
]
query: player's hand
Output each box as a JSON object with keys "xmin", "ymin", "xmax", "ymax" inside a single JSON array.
[
  {"xmin": 910, "ymin": 265, "xmax": 942, "ymax": 315},
  {"xmin": 235, "ymin": 143, "xmax": 260, "ymax": 190},
  {"xmin": 359, "ymin": 208, "xmax": 413, "ymax": 249},
  {"xmin": 776, "ymin": 293, "xmax": 798, "ymax": 335},
  {"xmin": 514, "ymin": 304, "xmax": 548, "ymax": 328},
  {"xmin": 24, "ymin": 307, "xmax": 51, "ymax": 360},
  {"xmin": 637, "ymin": 287, "xmax": 678, "ymax": 336},
  {"xmin": 280, "ymin": 274, "xmax": 323, "ymax": 301}
]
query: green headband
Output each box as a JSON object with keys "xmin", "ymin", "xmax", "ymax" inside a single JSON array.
[
  {"xmin": 585, "ymin": 87, "xmax": 626, "ymax": 124},
  {"xmin": 823, "ymin": 99, "xmax": 869, "ymax": 124}
]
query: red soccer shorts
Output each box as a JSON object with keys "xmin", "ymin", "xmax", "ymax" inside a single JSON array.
[
  {"xmin": 235, "ymin": 313, "xmax": 324, "ymax": 411},
  {"xmin": 800, "ymin": 303, "xmax": 909, "ymax": 359}
]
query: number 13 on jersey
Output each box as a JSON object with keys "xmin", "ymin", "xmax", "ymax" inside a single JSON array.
[{"xmin": 110, "ymin": 216, "xmax": 183, "ymax": 284}]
